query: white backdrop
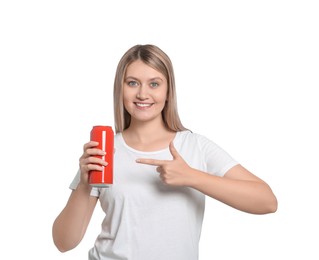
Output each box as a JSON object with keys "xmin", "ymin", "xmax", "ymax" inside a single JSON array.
[{"xmin": 1, "ymin": 1, "xmax": 318, "ymax": 259}]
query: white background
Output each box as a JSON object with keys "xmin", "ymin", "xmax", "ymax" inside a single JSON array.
[{"xmin": 0, "ymin": 0, "xmax": 318, "ymax": 259}]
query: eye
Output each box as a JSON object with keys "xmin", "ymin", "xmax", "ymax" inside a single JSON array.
[
  {"xmin": 127, "ymin": 80, "xmax": 138, "ymax": 87},
  {"xmin": 150, "ymin": 82, "xmax": 159, "ymax": 88}
]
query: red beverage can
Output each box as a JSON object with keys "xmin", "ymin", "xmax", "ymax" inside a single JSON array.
[{"xmin": 89, "ymin": 125, "xmax": 114, "ymax": 187}]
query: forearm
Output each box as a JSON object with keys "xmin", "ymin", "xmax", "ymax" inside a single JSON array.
[
  {"xmin": 52, "ymin": 183, "xmax": 97, "ymax": 252},
  {"xmin": 189, "ymin": 168, "xmax": 277, "ymax": 214}
]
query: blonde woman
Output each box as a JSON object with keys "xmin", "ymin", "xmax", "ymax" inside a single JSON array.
[{"xmin": 52, "ymin": 44, "xmax": 277, "ymax": 260}]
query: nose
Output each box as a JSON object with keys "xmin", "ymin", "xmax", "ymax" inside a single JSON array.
[{"xmin": 136, "ymin": 85, "xmax": 148, "ymax": 100}]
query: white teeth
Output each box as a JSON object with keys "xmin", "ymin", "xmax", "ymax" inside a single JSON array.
[{"xmin": 136, "ymin": 103, "xmax": 152, "ymax": 107}]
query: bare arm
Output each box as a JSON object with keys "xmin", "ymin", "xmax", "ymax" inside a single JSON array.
[
  {"xmin": 52, "ymin": 184, "xmax": 98, "ymax": 252},
  {"xmin": 189, "ymin": 164, "xmax": 278, "ymax": 214},
  {"xmin": 137, "ymin": 142, "xmax": 278, "ymax": 215},
  {"xmin": 52, "ymin": 141, "xmax": 107, "ymax": 252}
]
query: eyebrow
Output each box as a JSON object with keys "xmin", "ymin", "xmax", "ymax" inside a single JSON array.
[{"xmin": 125, "ymin": 76, "xmax": 164, "ymax": 82}]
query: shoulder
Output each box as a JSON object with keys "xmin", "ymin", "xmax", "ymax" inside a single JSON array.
[
  {"xmin": 176, "ymin": 130, "xmax": 233, "ymax": 158},
  {"xmin": 175, "ymin": 130, "xmax": 220, "ymax": 153},
  {"xmin": 176, "ymin": 130, "xmax": 215, "ymax": 146},
  {"xmin": 114, "ymin": 133, "xmax": 125, "ymax": 151},
  {"xmin": 114, "ymin": 132, "xmax": 122, "ymax": 141}
]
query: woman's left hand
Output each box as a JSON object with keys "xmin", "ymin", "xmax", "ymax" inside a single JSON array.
[{"xmin": 136, "ymin": 142, "xmax": 196, "ymax": 186}]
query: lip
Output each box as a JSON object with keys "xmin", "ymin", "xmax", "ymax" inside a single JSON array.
[{"xmin": 134, "ymin": 102, "xmax": 154, "ymax": 109}]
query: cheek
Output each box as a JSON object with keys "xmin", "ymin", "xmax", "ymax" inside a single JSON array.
[
  {"xmin": 156, "ymin": 93, "xmax": 168, "ymax": 104},
  {"xmin": 154, "ymin": 88, "xmax": 168, "ymax": 103},
  {"xmin": 123, "ymin": 88, "xmax": 134, "ymax": 106},
  {"xmin": 123, "ymin": 97, "xmax": 131, "ymax": 110}
]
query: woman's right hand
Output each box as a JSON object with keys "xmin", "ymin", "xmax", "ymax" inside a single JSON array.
[{"xmin": 79, "ymin": 141, "xmax": 108, "ymax": 185}]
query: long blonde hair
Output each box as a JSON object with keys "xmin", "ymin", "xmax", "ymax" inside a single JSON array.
[{"xmin": 113, "ymin": 44, "xmax": 188, "ymax": 134}]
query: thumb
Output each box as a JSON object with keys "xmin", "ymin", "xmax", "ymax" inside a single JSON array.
[{"xmin": 169, "ymin": 141, "xmax": 180, "ymax": 159}]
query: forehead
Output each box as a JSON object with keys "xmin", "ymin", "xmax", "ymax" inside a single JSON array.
[{"xmin": 125, "ymin": 60, "xmax": 166, "ymax": 80}]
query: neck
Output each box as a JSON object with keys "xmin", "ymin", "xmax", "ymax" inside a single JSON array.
[
  {"xmin": 122, "ymin": 117, "xmax": 177, "ymax": 151},
  {"xmin": 126, "ymin": 120, "xmax": 169, "ymax": 141}
]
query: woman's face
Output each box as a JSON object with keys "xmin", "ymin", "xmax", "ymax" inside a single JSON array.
[{"xmin": 123, "ymin": 60, "xmax": 168, "ymax": 125}]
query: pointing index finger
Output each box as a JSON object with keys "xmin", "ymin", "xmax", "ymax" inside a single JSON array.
[{"xmin": 136, "ymin": 158, "xmax": 167, "ymax": 166}]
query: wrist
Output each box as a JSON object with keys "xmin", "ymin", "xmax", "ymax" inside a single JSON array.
[{"xmin": 188, "ymin": 169, "xmax": 209, "ymax": 189}]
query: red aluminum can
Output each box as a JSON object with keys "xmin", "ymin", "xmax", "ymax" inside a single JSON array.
[{"xmin": 89, "ymin": 125, "xmax": 114, "ymax": 187}]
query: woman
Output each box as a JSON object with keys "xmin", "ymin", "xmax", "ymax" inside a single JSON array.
[{"xmin": 52, "ymin": 44, "xmax": 277, "ymax": 260}]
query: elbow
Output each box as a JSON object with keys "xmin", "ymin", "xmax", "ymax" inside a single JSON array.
[
  {"xmin": 53, "ymin": 238, "xmax": 79, "ymax": 253},
  {"xmin": 268, "ymin": 195, "xmax": 278, "ymax": 213},
  {"xmin": 54, "ymin": 241, "xmax": 71, "ymax": 253},
  {"xmin": 264, "ymin": 186, "xmax": 278, "ymax": 214},
  {"xmin": 53, "ymin": 236, "xmax": 71, "ymax": 253},
  {"xmin": 52, "ymin": 227, "xmax": 81, "ymax": 253},
  {"xmin": 259, "ymin": 184, "xmax": 278, "ymax": 214},
  {"xmin": 55, "ymin": 244, "xmax": 68, "ymax": 253},
  {"xmin": 257, "ymin": 194, "xmax": 278, "ymax": 215},
  {"xmin": 247, "ymin": 191, "xmax": 278, "ymax": 215}
]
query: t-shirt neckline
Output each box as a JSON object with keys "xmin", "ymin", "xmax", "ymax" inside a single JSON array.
[{"xmin": 118, "ymin": 131, "xmax": 182, "ymax": 155}]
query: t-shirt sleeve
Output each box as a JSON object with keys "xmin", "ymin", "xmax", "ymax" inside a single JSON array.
[
  {"xmin": 69, "ymin": 169, "xmax": 100, "ymax": 197},
  {"xmin": 197, "ymin": 134, "xmax": 238, "ymax": 177}
]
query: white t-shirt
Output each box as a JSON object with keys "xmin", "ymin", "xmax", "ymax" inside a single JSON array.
[{"xmin": 70, "ymin": 130, "xmax": 238, "ymax": 260}]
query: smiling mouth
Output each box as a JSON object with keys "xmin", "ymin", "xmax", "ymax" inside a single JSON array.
[{"xmin": 134, "ymin": 102, "xmax": 153, "ymax": 108}]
